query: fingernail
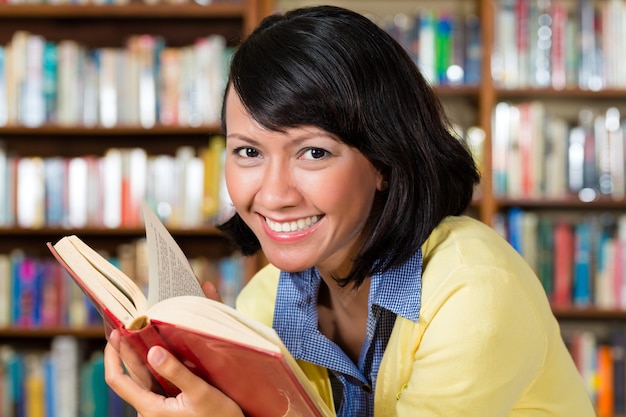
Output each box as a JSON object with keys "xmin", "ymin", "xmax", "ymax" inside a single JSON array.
[{"xmin": 149, "ymin": 346, "xmax": 165, "ymax": 366}]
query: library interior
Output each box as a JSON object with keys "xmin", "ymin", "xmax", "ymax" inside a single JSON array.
[{"xmin": 0, "ymin": 0, "xmax": 625, "ymax": 416}]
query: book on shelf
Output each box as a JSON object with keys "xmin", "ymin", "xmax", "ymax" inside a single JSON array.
[{"xmin": 47, "ymin": 202, "xmax": 333, "ymax": 417}]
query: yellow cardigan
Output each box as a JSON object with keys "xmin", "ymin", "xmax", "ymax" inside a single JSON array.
[{"xmin": 236, "ymin": 216, "xmax": 595, "ymax": 416}]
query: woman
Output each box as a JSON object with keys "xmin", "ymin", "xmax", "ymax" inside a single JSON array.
[{"xmin": 105, "ymin": 5, "xmax": 595, "ymax": 416}]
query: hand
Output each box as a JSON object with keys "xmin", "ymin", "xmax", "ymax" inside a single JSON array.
[
  {"xmin": 104, "ymin": 330, "xmax": 244, "ymax": 417},
  {"xmin": 201, "ymin": 281, "xmax": 222, "ymax": 302}
]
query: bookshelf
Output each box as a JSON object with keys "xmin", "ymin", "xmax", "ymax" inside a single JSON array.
[{"xmin": 0, "ymin": 1, "xmax": 272, "ymax": 414}]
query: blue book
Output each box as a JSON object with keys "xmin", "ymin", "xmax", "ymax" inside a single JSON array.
[
  {"xmin": 42, "ymin": 41, "xmax": 58, "ymax": 123},
  {"xmin": 572, "ymin": 221, "xmax": 591, "ymax": 306},
  {"xmin": 44, "ymin": 157, "xmax": 67, "ymax": 227},
  {"xmin": 0, "ymin": 46, "xmax": 6, "ymax": 126},
  {"xmin": 506, "ymin": 207, "xmax": 524, "ymax": 254},
  {"xmin": 464, "ymin": 14, "xmax": 481, "ymax": 85},
  {"xmin": 43, "ymin": 355, "xmax": 57, "ymax": 417}
]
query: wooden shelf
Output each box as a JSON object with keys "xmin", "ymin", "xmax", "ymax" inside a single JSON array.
[
  {"xmin": 552, "ymin": 307, "xmax": 626, "ymax": 321},
  {"xmin": 0, "ymin": 326, "xmax": 104, "ymax": 338},
  {"xmin": 496, "ymin": 87, "xmax": 626, "ymax": 99},
  {"xmin": 496, "ymin": 196, "xmax": 626, "ymax": 209},
  {"xmin": 0, "ymin": 124, "xmax": 222, "ymax": 136},
  {"xmin": 0, "ymin": 225, "xmax": 224, "ymax": 236},
  {"xmin": 0, "ymin": 3, "xmax": 246, "ymax": 18}
]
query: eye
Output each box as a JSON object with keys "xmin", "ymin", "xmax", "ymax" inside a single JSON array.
[
  {"xmin": 301, "ymin": 147, "xmax": 329, "ymax": 160},
  {"xmin": 234, "ymin": 147, "xmax": 260, "ymax": 158}
]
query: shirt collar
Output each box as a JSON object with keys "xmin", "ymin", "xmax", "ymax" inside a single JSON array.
[{"xmin": 368, "ymin": 249, "xmax": 422, "ymax": 323}]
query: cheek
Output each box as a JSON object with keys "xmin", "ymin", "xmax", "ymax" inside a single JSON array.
[
  {"xmin": 314, "ymin": 169, "xmax": 378, "ymax": 217},
  {"xmin": 224, "ymin": 163, "xmax": 248, "ymax": 207}
]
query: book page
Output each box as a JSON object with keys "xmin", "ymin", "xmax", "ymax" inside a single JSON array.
[
  {"xmin": 48, "ymin": 239, "xmax": 138, "ymax": 325},
  {"xmin": 65, "ymin": 235, "xmax": 146, "ymax": 313},
  {"xmin": 143, "ymin": 203, "xmax": 204, "ymax": 306}
]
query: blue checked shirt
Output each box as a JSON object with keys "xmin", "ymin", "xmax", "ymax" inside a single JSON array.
[{"xmin": 273, "ymin": 250, "xmax": 423, "ymax": 417}]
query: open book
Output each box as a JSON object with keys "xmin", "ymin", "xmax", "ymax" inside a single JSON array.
[{"xmin": 47, "ymin": 203, "xmax": 334, "ymax": 417}]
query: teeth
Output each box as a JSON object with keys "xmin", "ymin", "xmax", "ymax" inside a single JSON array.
[{"xmin": 266, "ymin": 215, "xmax": 320, "ymax": 233}]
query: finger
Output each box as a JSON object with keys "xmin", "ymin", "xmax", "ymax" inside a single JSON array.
[
  {"xmin": 104, "ymin": 342, "xmax": 165, "ymax": 412},
  {"xmin": 147, "ymin": 346, "xmax": 244, "ymax": 416},
  {"xmin": 117, "ymin": 338, "xmax": 159, "ymax": 392},
  {"xmin": 108, "ymin": 329, "xmax": 122, "ymax": 350},
  {"xmin": 201, "ymin": 281, "xmax": 222, "ymax": 302}
]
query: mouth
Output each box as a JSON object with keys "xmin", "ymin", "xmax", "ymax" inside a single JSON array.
[{"xmin": 265, "ymin": 215, "xmax": 323, "ymax": 233}]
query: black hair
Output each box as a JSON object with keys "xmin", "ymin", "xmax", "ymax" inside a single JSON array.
[{"xmin": 218, "ymin": 5, "xmax": 480, "ymax": 286}]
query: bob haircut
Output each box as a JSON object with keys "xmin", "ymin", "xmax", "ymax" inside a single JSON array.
[{"xmin": 219, "ymin": 5, "xmax": 480, "ymax": 286}]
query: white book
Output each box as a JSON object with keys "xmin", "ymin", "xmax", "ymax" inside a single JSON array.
[
  {"xmin": 195, "ymin": 35, "xmax": 226, "ymax": 125},
  {"xmin": 506, "ymin": 104, "xmax": 521, "ymax": 198},
  {"xmin": 147, "ymin": 154, "xmax": 176, "ymax": 223},
  {"xmin": 16, "ymin": 157, "xmax": 45, "ymax": 228},
  {"xmin": 568, "ymin": 126, "xmax": 585, "ymax": 193},
  {"xmin": 98, "ymin": 48, "xmax": 119, "ymax": 128},
  {"xmin": 492, "ymin": 102, "xmax": 511, "ymax": 196},
  {"xmin": 182, "ymin": 156, "xmax": 204, "ymax": 227},
  {"xmin": 0, "ymin": 142, "xmax": 9, "ymax": 226},
  {"xmin": 606, "ymin": 107, "xmax": 624, "ymax": 199},
  {"xmin": 22, "ymin": 34, "xmax": 45, "ymax": 127},
  {"xmin": 418, "ymin": 10, "xmax": 436, "ymax": 85},
  {"xmin": 51, "ymin": 336, "xmax": 80, "ymax": 417},
  {"xmin": 171, "ymin": 146, "xmax": 195, "ymax": 226},
  {"xmin": 594, "ymin": 114, "xmax": 612, "ymax": 195},
  {"xmin": 137, "ymin": 35, "xmax": 156, "ymax": 129},
  {"xmin": 67, "ymin": 157, "xmax": 89, "ymax": 228},
  {"xmin": 102, "ymin": 148, "xmax": 122, "ymax": 228}
]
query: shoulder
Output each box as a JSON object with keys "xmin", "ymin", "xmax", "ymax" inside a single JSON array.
[
  {"xmin": 420, "ymin": 215, "xmax": 553, "ymax": 326},
  {"xmin": 422, "ymin": 215, "xmax": 534, "ymax": 282},
  {"xmin": 235, "ymin": 263, "xmax": 281, "ymax": 327}
]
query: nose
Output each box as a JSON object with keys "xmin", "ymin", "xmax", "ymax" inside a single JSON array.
[{"xmin": 257, "ymin": 160, "xmax": 302, "ymax": 210}]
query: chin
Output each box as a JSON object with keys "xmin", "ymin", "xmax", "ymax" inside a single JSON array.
[{"xmin": 264, "ymin": 255, "xmax": 312, "ymax": 274}]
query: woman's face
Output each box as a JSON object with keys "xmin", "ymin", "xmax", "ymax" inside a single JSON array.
[{"xmin": 224, "ymin": 89, "xmax": 384, "ymax": 277}]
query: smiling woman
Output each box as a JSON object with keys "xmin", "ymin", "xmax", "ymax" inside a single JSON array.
[{"xmin": 103, "ymin": 5, "xmax": 596, "ymax": 417}]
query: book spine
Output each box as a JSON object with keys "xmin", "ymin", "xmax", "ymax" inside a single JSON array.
[{"xmin": 553, "ymin": 221, "xmax": 574, "ymax": 308}]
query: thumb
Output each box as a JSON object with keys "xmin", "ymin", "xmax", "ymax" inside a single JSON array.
[
  {"xmin": 147, "ymin": 346, "xmax": 243, "ymax": 415},
  {"xmin": 147, "ymin": 346, "xmax": 203, "ymax": 397},
  {"xmin": 201, "ymin": 281, "xmax": 223, "ymax": 302}
]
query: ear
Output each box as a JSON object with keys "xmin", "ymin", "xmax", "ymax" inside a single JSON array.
[{"xmin": 376, "ymin": 170, "xmax": 388, "ymax": 192}]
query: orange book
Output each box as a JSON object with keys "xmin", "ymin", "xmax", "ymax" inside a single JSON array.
[
  {"xmin": 47, "ymin": 203, "xmax": 332, "ymax": 417},
  {"xmin": 596, "ymin": 344, "xmax": 614, "ymax": 417}
]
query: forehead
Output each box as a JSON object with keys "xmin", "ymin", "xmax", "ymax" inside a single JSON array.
[{"xmin": 224, "ymin": 87, "xmax": 340, "ymax": 143}]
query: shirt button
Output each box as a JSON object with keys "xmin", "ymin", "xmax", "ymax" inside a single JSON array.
[{"xmin": 361, "ymin": 384, "xmax": 372, "ymax": 393}]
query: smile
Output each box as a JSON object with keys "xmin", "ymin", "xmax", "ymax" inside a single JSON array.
[{"xmin": 265, "ymin": 215, "xmax": 322, "ymax": 233}]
